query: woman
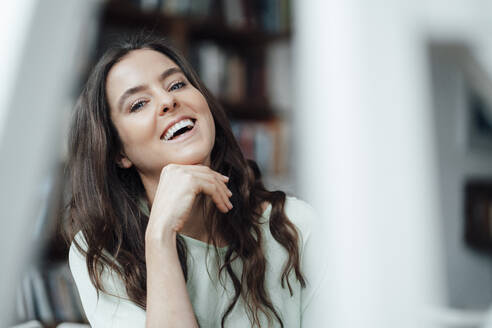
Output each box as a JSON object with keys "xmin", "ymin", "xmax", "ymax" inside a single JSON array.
[{"xmin": 65, "ymin": 34, "xmax": 325, "ymax": 328}]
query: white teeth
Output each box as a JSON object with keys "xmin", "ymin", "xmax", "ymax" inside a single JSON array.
[{"xmin": 163, "ymin": 119, "xmax": 194, "ymax": 141}]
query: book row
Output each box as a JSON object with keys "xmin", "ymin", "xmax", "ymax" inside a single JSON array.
[
  {"xmin": 231, "ymin": 118, "xmax": 288, "ymax": 176},
  {"xmin": 191, "ymin": 41, "xmax": 266, "ymax": 104},
  {"xmin": 15, "ymin": 263, "xmax": 86, "ymax": 326},
  {"xmin": 131, "ymin": 0, "xmax": 291, "ymax": 32}
]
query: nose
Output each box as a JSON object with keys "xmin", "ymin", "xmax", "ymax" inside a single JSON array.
[{"xmin": 158, "ymin": 92, "xmax": 178, "ymax": 116}]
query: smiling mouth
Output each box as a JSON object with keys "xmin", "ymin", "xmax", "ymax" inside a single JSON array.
[{"xmin": 161, "ymin": 118, "xmax": 197, "ymax": 141}]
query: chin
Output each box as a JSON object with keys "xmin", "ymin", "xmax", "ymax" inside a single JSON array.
[{"xmin": 171, "ymin": 152, "xmax": 212, "ymax": 166}]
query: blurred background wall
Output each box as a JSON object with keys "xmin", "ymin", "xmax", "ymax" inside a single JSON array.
[
  {"xmin": 430, "ymin": 44, "xmax": 492, "ymax": 310},
  {"xmin": 0, "ymin": 0, "xmax": 99, "ymax": 326},
  {"xmin": 4, "ymin": 0, "xmax": 492, "ymax": 327}
]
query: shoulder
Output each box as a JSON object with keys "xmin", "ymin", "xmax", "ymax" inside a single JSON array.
[
  {"xmin": 282, "ymin": 196, "xmax": 320, "ymax": 242},
  {"xmin": 261, "ymin": 196, "xmax": 321, "ymax": 250},
  {"xmin": 281, "ymin": 198, "xmax": 328, "ymax": 314},
  {"xmin": 69, "ymin": 231, "xmax": 121, "ymax": 269},
  {"xmin": 68, "ymin": 231, "xmax": 94, "ymax": 274},
  {"xmin": 68, "ymin": 231, "xmax": 146, "ymax": 326},
  {"xmin": 283, "ymin": 196, "xmax": 318, "ymax": 222},
  {"xmin": 70, "ymin": 231, "xmax": 88, "ymax": 254},
  {"xmin": 68, "ymin": 231, "xmax": 94, "ymax": 292},
  {"xmin": 68, "ymin": 231, "xmax": 126, "ymax": 297},
  {"xmin": 68, "ymin": 231, "xmax": 88, "ymax": 272}
]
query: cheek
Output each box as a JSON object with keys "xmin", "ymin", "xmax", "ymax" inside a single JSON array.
[
  {"xmin": 205, "ymin": 111, "xmax": 216, "ymax": 144},
  {"xmin": 210, "ymin": 119, "xmax": 216, "ymax": 143},
  {"xmin": 116, "ymin": 118, "xmax": 153, "ymax": 149},
  {"xmin": 193, "ymin": 97, "xmax": 215, "ymax": 143}
]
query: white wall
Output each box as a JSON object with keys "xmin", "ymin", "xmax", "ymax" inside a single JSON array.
[
  {"xmin": 0, "ymin": 0, "xmax": 36, "ymax": 145},
  {"xmin": 291, "ymin": 0, "xmax": 492, "ymax": 326},
  {"xmin": 292, "ymin": 1, "xmax": 445, "ymax": 327},
  {"xmin": 0, "ymin": 0, "xmax": 99, "ymax": 323}
]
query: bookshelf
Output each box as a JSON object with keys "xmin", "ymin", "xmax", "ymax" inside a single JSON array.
[
  {"xmin": 96, "ymin": 0, "xmax": 292, "ymax": 179},
  {"xmin": 14, "ymin": 0, "xmax": 293, "ymax": 326}
]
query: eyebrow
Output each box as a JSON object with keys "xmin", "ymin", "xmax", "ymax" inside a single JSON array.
[{"xmin": 117, "ymin": 67, "xmax": 183, "ymax": 111}]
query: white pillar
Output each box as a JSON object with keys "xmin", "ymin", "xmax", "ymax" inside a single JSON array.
[
  {"xmin": 292, "ymin": 1, "xmax": 446, "ymax": 326},
  {"xmin": 0, "ymin": 0, "xmax": 99, "ymax": 323}
]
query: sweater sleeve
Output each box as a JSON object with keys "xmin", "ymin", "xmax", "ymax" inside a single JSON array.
[
  {"xmin": 68, "ymin": 232, "xmax": 146, "ymax": 328},
  {"xmin": 285, "ymin": 197, "xmax": 329, "ymax": 327}
]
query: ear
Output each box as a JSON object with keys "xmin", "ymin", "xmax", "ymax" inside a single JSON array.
[{"xmin": 116, "ymin": 152, "xmax": 133, "ymax": 169}]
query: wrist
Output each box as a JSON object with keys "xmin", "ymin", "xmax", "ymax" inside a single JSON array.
[{"xmin": 145, "ymin": 222, "xmax": 176, "ymax": 248}]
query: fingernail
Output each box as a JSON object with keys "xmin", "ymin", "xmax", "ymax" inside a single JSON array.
[{"xmin": 222, "ymin": 175, "xmax": 229, "ymax": 180}]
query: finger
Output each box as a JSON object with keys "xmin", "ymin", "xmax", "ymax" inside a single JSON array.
[
  {"xmin": 216, "ymin": 178, "xmax": 233, "ymax": 210},
  {"xmin": 203, "ymin": 173, "xmax": 232, "ymax": 203},
  {"xmin": 200, "ymin": 172, "xmax": 233, "ymax": 209},
  {"xmin": 186, "ymin": 165, "xmax": 230, "ymax": 183},
  {"xmin": 193, "ymin": 172, "xmax": 232, "ymax": 212},
  {"xmin": 194, "ymin": 177, "xmax": 230, "ymax": 213},
  {"xmin": 194, "ymin": 173, "xmax": 232, "ymax": 211},
  {"xmin": 191, "ymin": 171, "xmax": 232, "ymax": 199}
]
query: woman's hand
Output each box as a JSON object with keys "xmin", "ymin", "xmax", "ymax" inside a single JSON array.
[
  {"xmin": 145, "ymin": 163, "xmax": 233, "ymax": 241},
  {"xmin": 145, "ymin": 164, "xmax": 230, "ymax": 328}
]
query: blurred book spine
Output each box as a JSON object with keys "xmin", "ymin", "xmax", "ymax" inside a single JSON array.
[
  {"xmin": 31, "ymin": 269, "xmax": 55, "ymax": 324},
  {"xmin": 161, "ymin": 0, "xmax": 213, "ymax": 17},
  {"xmin": 15, "ymin": 264, "xmax": 87, "ymax": 327},
  {"xmin": 192, "ymin": 42, "xmax": 265, "ymax": 104},
  {"xmin": 139, "ymin": 0, "xmax": 162, "ymax": 11},
  {"xmin": 230, "ymin": 119, "xmax": 287, "ymax": 176},
  {"xmin": 127, "ymin": 0, "xmax": 290, "ymax": 32},
  {"xmin": 224, "ymin": 0, "xmax": 245, "ymax": 28}
]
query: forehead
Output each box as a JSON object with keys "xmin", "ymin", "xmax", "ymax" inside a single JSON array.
[{"xmin": 106, "ymin": 49, "xmax": 178, "ymax": 98}]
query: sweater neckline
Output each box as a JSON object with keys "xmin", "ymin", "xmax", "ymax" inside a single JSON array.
[{"xmin": 178, "ymin": 203, "xmax": 272, "ymax": 251}]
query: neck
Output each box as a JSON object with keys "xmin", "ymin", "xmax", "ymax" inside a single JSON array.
[{"xmin": 139, "ymin": 171, "xmax": 209, "ymax": 242}]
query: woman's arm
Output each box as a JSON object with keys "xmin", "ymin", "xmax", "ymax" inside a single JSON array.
[
  {"xmin": 145, "ymin": 229, "xmax": 197, "ymax": 328},
  {"xmin": 144, "ymin": 164, "xmax": 232, "ymax": 328}
]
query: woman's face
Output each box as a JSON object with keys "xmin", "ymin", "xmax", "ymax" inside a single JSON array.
[{"xmin": 106, "ymin": 49, "xmax": 216, "ymax": 176}]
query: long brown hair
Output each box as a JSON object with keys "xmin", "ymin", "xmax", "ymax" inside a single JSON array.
[{"xmin": 64, "ymin": 34, "xmax": 305, "ymax": 328}]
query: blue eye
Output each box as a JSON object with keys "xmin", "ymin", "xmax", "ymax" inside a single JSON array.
[
  {"xmin": 169, "ymin": 81, "xmax": 186, "ymax": 91},
  {"xmin": 130, "ymin": 100, "xmax": 146, "ymax": 112}
]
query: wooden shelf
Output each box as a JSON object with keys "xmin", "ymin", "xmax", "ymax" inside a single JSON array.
[
  {"xmin": 220, "ymin": 99, "xmax": 277, "ymax": 121},
  {"xmin": 102, "ymin": 0, "xmax": 291, "ymax": 46},
  {"xmin": 189, "ymin": 25, "xmax": 290, "ymax": 47},
  {"xmin": 102, "ymin": 0, "xmax": 206, "ymax": 32}
]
